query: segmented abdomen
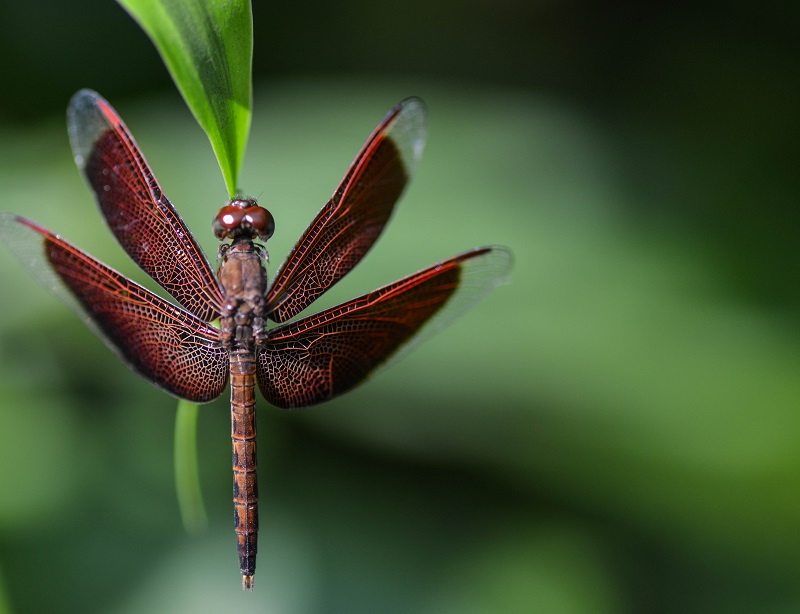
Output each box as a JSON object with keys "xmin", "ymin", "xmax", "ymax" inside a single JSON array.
[{"xmin": 230, "ymin": 350, "xmax": 258, "ymax": 590}]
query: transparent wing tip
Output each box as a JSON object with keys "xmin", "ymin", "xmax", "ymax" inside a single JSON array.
[{"xmin": 67, "ymin": 89, "xmax": 111, "ymax": 171}]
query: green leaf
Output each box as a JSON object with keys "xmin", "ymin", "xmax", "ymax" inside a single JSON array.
[
  {"xmin": 174, "ymin": 400, "xmax": 208, "ymax": 535},
  {"xmin": 117, "ymin": 0, "xmax": 252, "ymax": 197},
  {"xmin": 116, "ymin": 0, "xmax": 253, "ymax": 535}
]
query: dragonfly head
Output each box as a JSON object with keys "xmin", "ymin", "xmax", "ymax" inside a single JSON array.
[{"xmin": 213, "ymin": 198, "xmax": 275, "ymax": 242}]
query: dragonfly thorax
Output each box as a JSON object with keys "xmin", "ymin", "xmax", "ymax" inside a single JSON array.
[
  {"xmin": 213, "ymin": 198, "xmax": 275, "ymax": 241},
  {"xmin": 218, "ymin": 240, "xmax": 269, "ymax": 349}
]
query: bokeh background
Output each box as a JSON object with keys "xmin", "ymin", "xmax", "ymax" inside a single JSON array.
[{"xmin": 1, "ymin": 1, "xmax": 799, "ymax": 612}]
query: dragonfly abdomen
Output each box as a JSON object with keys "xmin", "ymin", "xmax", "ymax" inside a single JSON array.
[{"xmin": 230, "ymin": 349, "xmax": 258, "ymax": 590}]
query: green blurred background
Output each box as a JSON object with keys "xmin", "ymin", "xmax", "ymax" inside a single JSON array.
[{"xmin": 1, "ymin": 1, "xmax": 799, "ymax": 612}]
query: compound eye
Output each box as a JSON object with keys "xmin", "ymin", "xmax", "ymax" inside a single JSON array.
[
  {"xmin": 244, "ymin": 206, "xmax": 275, "ymax": 240},
  {"xmin": 212, "ymin": 205, "xmax": 246, "ymax": 238},
  {"xmin": 219, "ymin": 205, "xmax": 245, "ymax": 228}
]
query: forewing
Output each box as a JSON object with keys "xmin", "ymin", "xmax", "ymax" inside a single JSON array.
[
  {"xmin": 257, "ymin": 246, "xmax": 512, "ymax": 408},
  {"xmin": 0, "ymin": 214, "xmax": 229, "ymax": 402},
  {"xmin": 68, "ymin": 89, "xmax": 224, "ymax": 321},
  {"xmin": 264, "ymin": 97, "xmax": 427, "ymax": 323}
]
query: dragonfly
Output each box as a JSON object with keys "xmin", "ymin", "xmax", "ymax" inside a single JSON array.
[{"xmin": 0, "ymin": 90, "xmax": 511, "ymax": 589}]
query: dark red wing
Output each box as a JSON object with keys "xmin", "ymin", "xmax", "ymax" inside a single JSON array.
[
  {"xmin": 67, "ymin": 89, "xmax": 224, "ymax": 322},
  {"xmin": 264, "ymin": 98, "xmax": 427, "ymax": 323},
  {"xmin": 0, "ymin": 214, "xmax": 229, "ymax": 402},
  {"xmin": 256, "ymin": 246, "xmax": 512, "ymax": 408}
]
